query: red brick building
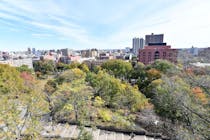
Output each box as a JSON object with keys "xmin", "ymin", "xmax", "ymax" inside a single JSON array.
[{"xmin": 138, "ymin": 45, "xmax": 178, "ymax": 65}]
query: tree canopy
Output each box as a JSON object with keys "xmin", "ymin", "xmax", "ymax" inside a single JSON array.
[
  {"xmin": 0, "ymin": 64, "xmax": 48, "ymax": 139},
  {"xmin": 101, "ymin": 59, "xmax": 133, "ymax": 79}
]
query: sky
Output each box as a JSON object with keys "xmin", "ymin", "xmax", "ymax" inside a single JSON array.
[{"xmin": 0, "ymin": 0, "xmax": 210, "ymax": 51}]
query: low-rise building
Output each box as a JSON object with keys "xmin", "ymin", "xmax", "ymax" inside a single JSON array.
[
  {"xmin": 139, "ymin": 45, "xmax": 178, "ymax": 65},
  {"xmin": 0, "ymin": 58, "xmax": 33, "ymax": 68},
  {"xmin": 81, "ymin": 49, "xmax": 98, "ymax": 58}
]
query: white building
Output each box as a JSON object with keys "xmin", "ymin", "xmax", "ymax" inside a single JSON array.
[
  {"xmin": 190, "ymin": 62, "xmax": 210, "ymax": 67},
  {"xmin": 0, "ymin": 58, "xmax": 33, "ymax": 69}
]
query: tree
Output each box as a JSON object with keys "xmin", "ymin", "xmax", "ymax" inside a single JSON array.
[
  {"xmin": 183, "ymin": 73, "xmax": 210, "ymax": 95},
  {"xmin": 130, "ymin": 62, "xmax": 146, "ymax": 80},
  {"xmin": 56, "ymin": 62, "xmax": 71, "ymax": 71},
  {"xmin": 44, "ymin": 68, "xmax": 93, "ymax": 126},
  {"xmin": 101, "ymin": 59, "xmax": 133, "ymax": 80},
  {"xmin": 69, "ymin": 61, "xmax": 80, "ymax": 69},
  {"xmin": 78, "ymin": 63, "xmax": 90, "ymax": 73},
  {"xmin": 192, "ymin": 87, "xmax": 208, "ymax": 104},
  {"xmin": 86, "ymin": 70, "xmax": 148, "ymax": 111},
  {"xmin": 59, "ymin": 80, "xmax": 93, "ymax": 123},
  {"xmin": 45, "ymin": 80, "xmax": 57, "ymax": 94},
  {"xmin": 56, "ymin": 68, "xmax": 86, "ymax": 84},
  {"xmin": 152, "ymin": 76, "xmax": 209, "ymax": 139},
  {"xmin": 33, "ymin": 60, "xmax": 56, "ymax": 75},
  {"xmin": 148, "ymin": 59, "xmax": 177, "ymax": 74},
  {"xmin": 135, "ymin": 68, "xmax": 161, "ymax": 95},
  {"xmin": 146, "ymin": 68, "xmax": 161, "ymax": 81},
  {"xmin": 16, "ymin": 65, "xmax": 33, "ymax": 73},
  {"xmin": 0, "ymin": 64, "xmax": 48, "ymax": 139}
]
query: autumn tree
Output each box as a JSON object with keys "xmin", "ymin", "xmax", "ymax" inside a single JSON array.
[
  {"xmin": 44, "ymin": 68, "xmax": 93, "ymax": 126},
  {"xmin": 55, "ymin": 68, "xmax": 86, "ymax": 84},
  {"xmin": 101, "ymin": 59, "xmax": 133, "ymax": 80},
  {"xmin": 148, "ymin": 59, "xmax": 178, "ymax": 74},
  {"xmin": 0, "ymin": 64, "xmax": 48, "ymax": 139},
  {"xmin": 86, "ymin": 70, "xmax": 148, "ymax": 111},
  {"xmin": 152, "ymin": 76, "xmax": 209, "ymax": 139}
]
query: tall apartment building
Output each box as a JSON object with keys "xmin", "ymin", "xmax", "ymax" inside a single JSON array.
[
  {"xmin": 132, "ymin": 38, "xmax": 144, "ymax": 55},
  {"xmin": 145, "ymin": 33, "xmax": 164, "ymax": 45}
]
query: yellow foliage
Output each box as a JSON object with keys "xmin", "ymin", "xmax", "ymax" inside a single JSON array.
[
  {"xmin": 71, "ymin": 68, "xmax": 86, "ymax": 79},
  {"xmin": 63, "ymin": 104, "xmax": 74, "ymax": 111},
  {"xmin": 151, "ymin": 79, "xmax": 163, "ymax": 86},
  {"xmin": 98, "ymin": 109, "xmax": 112, "ymax": 122},
  {"xmin": 94, "ymin": 96, "xmax": 105, "ymax": 107}
]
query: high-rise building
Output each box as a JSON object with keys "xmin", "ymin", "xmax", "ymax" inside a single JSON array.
[
  {"xmin": 32, "ymin": 48, "xmax": 36, "ymax": 55},
  {"xmin": 27, "ymin": 47, "xmax": 31, "ymax": 54},
  {"xmin": 145, "ymin": 33, "xmax": 164, "ymax": 45},
  {"xmin": 132, "ymin": 38, "xmax": 144, "ymax": 55}
]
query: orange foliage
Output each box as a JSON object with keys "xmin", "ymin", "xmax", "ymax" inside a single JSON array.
[{"xmin": 192, "ymin": 87, "xmax": 208, "ymax": 104}]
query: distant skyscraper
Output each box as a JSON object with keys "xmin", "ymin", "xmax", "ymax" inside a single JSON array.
[
  {"xmin": 27, "ymin": 47, "xmax": 31, "ymax": 54},
  {"xmin": 145, "ymin": 33, "xmax": 164, "ymax": 45},
  {"xmin": 139, "ymin": 38, "xmax": 145, "ymax": 49},
  {"xmin": 32, "ymin": 48, "xmax": 36, "ymax": 55},
  {"xmin": 132, "ymin": 38, "xmax": 144, "ymax": 55}
]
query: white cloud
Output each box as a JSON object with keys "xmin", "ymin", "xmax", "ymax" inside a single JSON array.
[
  {"xmin": 0, "ymin": 0, "xmax": 210, "ymax": 50},
  {"xmin": 106, "ymin": 0, "xmax": 210, "ymax": 48},
  {"xmin": 31, "ymin": 33, "xmax": 54, "ymax": 38}
]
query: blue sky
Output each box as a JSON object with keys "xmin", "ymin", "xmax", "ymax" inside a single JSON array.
[{"xmin": 0, "ymin": 0, "xmax": 210, "ymax": 51}]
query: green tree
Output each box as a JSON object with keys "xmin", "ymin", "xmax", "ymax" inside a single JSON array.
[
  {"xmin": 78, "ymin": 63, "xmax": 90, "ymax": 73},
  {"xmin": 101, "ymin": 59, "xmax": 133, "ymax": 80},
  {"xmin": 69, "ymin": 61, "xmax": 80, "ymax": 69},
  {"xmin": 148, "ymin": 59, "xmax": 178, "ymax": 74},
  {"xmin": 56, "ymin": 62, "xmax": 71, "ymax": 71},
  {"xmin": 130, "ymin": 62, "xmax": 146, "ymax": 80},
  {"xmin": 33, "ymin": 60, "xmax": 56, "ymax": 75},
  {"xmin": 16, "ymin": 65, "xmax": 33, "ymax": 73},
  {"xmin": 87, "ymin": 70, "xmax": 148, "ymax": 111},
  {"xmin": 45, "ymin": 68, "xmax": 93, "ymax": 125}
]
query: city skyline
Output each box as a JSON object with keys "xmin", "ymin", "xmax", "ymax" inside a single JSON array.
[{"xmin": 0, "ymin": 0, "xmax": 210, "ymax": 51}]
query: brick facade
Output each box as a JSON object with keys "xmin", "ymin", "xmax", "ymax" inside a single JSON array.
[{"xmin": 138, "ymin": 45, "xmax": 178, "ymax": 65}]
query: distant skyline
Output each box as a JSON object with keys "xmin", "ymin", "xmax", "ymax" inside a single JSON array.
[{"xmin": 0, "ymin": 0, "xmax": 210, "ymax": 51}]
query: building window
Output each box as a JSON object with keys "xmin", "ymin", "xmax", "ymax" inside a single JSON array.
[
  {"xmin": 143, "ymin": 52, "xmax": 146, "ymax": 57},
  {"xmin": 163, "ymin": 52, "xmax": 166, "ymax": 57},
  {"xmin": 154, "ymin": 51, "xmax": 160, "ymax": 60}
]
